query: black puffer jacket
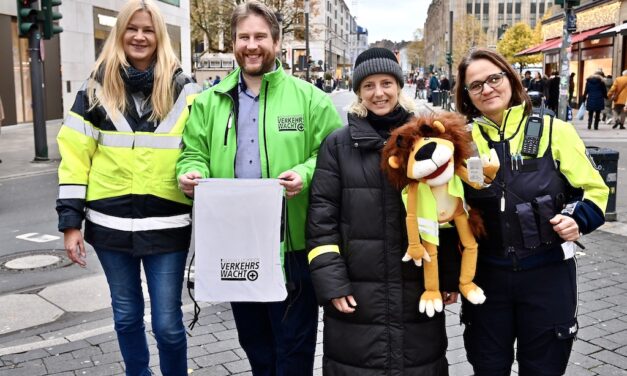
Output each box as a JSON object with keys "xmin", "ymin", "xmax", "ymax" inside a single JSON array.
[{"xmin": 307, "ymin": 113, "xmax": 456, "ymax": 376}]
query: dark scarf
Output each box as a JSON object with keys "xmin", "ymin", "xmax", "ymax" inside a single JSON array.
[
  {"xmin": 121, "ymin": 64, "xmax": 155, "ymax": 96},
  {"xmin": 367, "ymin": 105, "xmax": 411, "ymax": 139}
]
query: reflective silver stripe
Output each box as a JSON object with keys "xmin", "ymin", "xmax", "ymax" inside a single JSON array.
[
  {"xmin": 58, "ymin": 185, "xmax": 86, "ymax": 199},
  {"xmin": 85, "ymin": 209, "xmax": 191, "ymax": 232},
  {"xmin": 135, "ymin": 135, "xmax": 182, "ymax": 149},
  {"xmin": 155, "ymin": 82, "xmax": 201, "ymax": 134},
  {"xmin": 63, "ymin": 113, "xmax": 100, "ymax": 140},
  {"xmin": 418, "ymin": 218, "xmax": 439, "ymax": 238},
  {"xmin": 93, "ymin": 83, "xmax": 134, "ymax": 132},
  {"xmin": 99, "ymin": 133, "xmax": 135, "ymax": 147},
  {"xmin": 97, "ymin": 133, "xmax": 182, "ymax": 149}
]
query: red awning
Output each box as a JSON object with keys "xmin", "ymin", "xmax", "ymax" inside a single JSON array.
[
  {"xmin": 516, "ymin": 26, "xmax": 612, "ymax": 56},
  {"xmin": 516, "ymin": 38, "xmax": 561, "ymax": 56},
  {"xmin": 571, "ymin": 25, "xmax": 612, "ymax": 43}
]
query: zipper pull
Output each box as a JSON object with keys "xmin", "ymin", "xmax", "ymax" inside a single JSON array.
[{"xmin": 500, "ymin": 191, "xmax": 505, "ymax": 212}]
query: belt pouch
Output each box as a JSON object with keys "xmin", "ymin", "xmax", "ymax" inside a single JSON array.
[
  {"xmin": 534, "ymin": 195, "xmax": 556, "ymax": 243},
  {"xmin": 516, "ymin": 202, "xmax": 540, "ymax": 248}
]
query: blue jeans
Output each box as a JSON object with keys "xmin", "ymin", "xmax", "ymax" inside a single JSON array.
[
  {"xmin": 231, "ymin": 250, "xmax": 318, "ymax": 376},
  {"xmin": 95, "ymin": 248, "xmax": 188, "ymax": 376}
]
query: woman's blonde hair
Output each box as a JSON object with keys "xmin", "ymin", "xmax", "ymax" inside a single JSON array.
[
  {"xmin": 348, "ymin": 88, "xmax": 416, "ymax": 117},
  {"xmin": 87, "ymin": 0, "xmax": 180, "ymax": 122}
]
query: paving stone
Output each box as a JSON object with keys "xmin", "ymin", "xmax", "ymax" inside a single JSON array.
[
  {"xmin": 187, "ymin": 345, "xmax": 209, "ymax": 358},
  {"xmin": 73, "ymin": 362, "xmax": 123, "ymax": 376},
  {"xmin": 212, "ymin": 329, "xmax": 237, "ymax": 341},
  {"xmin": 449, "ymin": 362, "xmax": 474, "ymax": 376},
  {"xmin": 0, "ymin": 358, "xmax": 47, "ymax": 376},
  {"xmin": 573, "ymin": 340, "xmax": 603, "ymax": 355},
  {"xmin": 223, "ymin": 359, "xmax": 251, "ymax": 374},
  {"xmin": 188, "ymin": 333, "xmax": 217, "ymax": 347},
  {"xmin": 589, "ymin": 364, "xmax": 627, "ymax": 375},
  {"xmin": 0, "ymin": 348, "xmax": 49, "ymax": 365},
  {"xmin": 201, "ymin": 339, "xmax": 241, "ymax": 355},
  {"xmin": 578, "ymin": 325, "xmax": 611, "ymax": 341},
  {"xmin": 97, "ymin": 340, "xmax": 120, "ymax": 354},
  {"xmin": 564, "ymin": 363, "xmax": 597, "ymax": 376},
  {"xmin": 186, "ymin": 364, "xmax": 229, "ymax": 375},
  {"xmin": 590, "ymin": 349, "xmax": 627, "ymax": 370},
  {"xmin": 85, "ymin": 333, "xmax": 117, "ymax": 346},
  {"xmin": 43, "ymin": 353, "xmax": 93, "ymax": 374},
  {"xmin": 90, "ymin": 352, "xmax": 122, "ymax": 366},
  {"xmin": 570, "ymin": 351, "xmax": 604, "ymax": 369},
  {"xmin": 194, "ymin": 351, "xmax": 239, "ymax": 368},
  {"xmin": 589, "ymin": 337, "xmax": 623, "ymax": 351},
  {"xmin": 45, "ymin": 340, "xmax": 92, "ymax": 356},
  {"xmin": 71, "ymin": 345, "xmax": 103, "ymax": 359}
]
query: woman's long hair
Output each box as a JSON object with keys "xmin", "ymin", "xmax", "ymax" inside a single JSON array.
[{"xmin": 87, "ymin": 0, "xmax": 180, "ymax": 122}]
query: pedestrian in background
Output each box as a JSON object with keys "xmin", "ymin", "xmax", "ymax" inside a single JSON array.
[
  {"xmin": 568, "ymin": 72, "xmax": 576, "ymax": 106},
  {"xmin": 456, "ymin": 48, "xmax": 608, "ymax": 376},
  {"xmin": 547, "ymin": 71, "xmax": 560, "ymax": 113},
  {"xmin": 522, "ymin": 70, "xmax": 532, "ymax": 91},
  {"xmin": 176, "ymin": 1, "xmax": 342, "ymax": 374},
  {"xmin": 0, "ymin": 95, "xmax": 4, "ymax": 163},
  {"xmin": 527, "ymin": 72, "xmax": 545, "ymax": 98},
  {"xmin": 56, "ymin": 1, "xmax": 201, "ymax": 375},
  {"xmin": 307, "ymin": 47, "xmax": 458, "ymax": 375},
  {"xmin": 607, "ymin": 69, "xmax": 627, "ymax": 129},
  {"xmin": 603, "ymin": 74, "xmax": 614, "ymax": 123},
  {"xmin": 580, "ymin": 69, "xmax": 607, "ymax": 130},
  {"xmin": 415, "ymin": 74, "xmax": 426, "ymax": 99}
]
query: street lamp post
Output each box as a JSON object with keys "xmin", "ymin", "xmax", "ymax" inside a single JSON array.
[
  {"xmin": 305, "ymin": 0, "xmax": 310, "ymax": 82},
  {"xmin": 448, "ymin": 0, "xmax": 453, "ymax": 80}
]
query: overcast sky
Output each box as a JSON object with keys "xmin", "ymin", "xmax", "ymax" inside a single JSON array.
[{"xmin": 348, "ymin": 0, "xmax": 430, "ymax": 43}]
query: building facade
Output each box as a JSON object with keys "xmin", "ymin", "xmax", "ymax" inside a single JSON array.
[
  {"xmin": 424, "ymin": 0, "xmax": 557, "ymax": 72},
  {"xmin": 0, "ymin": 0, "xmax": 192, "ymax": 126},
  {"xmin": 519, "ymin": 0, "xmax": 622, "ymax": 102}
]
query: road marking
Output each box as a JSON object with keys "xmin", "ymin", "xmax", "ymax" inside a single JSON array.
[{"xmin": 16, "ymin": 233, "xmax": 60, "ymax": 243}]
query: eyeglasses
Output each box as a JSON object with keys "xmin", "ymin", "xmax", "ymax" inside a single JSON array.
[{"xmin": 466, "ymin": 72, "xmax": 507, "ymax": 95}]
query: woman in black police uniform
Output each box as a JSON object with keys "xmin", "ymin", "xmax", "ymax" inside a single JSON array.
[{"xmin": 455, "ymin": 48, "xmax": 608, "ymax": 376}]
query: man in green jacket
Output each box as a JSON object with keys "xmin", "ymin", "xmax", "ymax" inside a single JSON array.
[{"xmin": 176, "ymin": 1, "xmax": 342, "ymax": 374}]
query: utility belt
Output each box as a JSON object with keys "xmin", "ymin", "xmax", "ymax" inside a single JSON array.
[{"xmin": 479, "ymin": 245, "xmax": 566, "ymax": 271}]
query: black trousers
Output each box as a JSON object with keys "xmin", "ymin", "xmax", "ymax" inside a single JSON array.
[
  {"xmin": 231, "ymin": 250, "xmax": 319, "ymax": 376},
  {"xmin": 461, "ymin": 257, "xmax": 577, "ymax": 376}
]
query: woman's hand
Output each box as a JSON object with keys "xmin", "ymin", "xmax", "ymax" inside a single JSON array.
[
  {"xmin": 442, "ymin": 291, "xmax": 459, "ymax": 305},
  {"xmin": 332, "ymin": 295, "xmax": 357, "ymax": 313},
  {"xmin": 550, "ymin": 214, "xmax": 580, "ymax": 241},
  {"xmin": 64, "ymin": 228, "xmax": 86, "ymax": 267}
]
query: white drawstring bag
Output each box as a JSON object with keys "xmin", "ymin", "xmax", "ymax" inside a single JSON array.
[
  {"xmin": 577, "ymin": 102, "xmax": 586, "ymax": 121},
  {"xmin": 193, "ymin": 179, "xmax": 287, "ymax": 302}
]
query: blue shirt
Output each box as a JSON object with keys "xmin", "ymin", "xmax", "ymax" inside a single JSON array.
[{"xmin": 234, "ymin": 74, "xmax": 262, "ymax": 178}]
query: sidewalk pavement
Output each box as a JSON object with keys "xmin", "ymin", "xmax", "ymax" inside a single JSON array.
[{"xmin": 2, "ymin": 111, "xmax": 627, "ymax": 375}]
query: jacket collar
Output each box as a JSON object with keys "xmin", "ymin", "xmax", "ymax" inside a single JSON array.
[
  {"xmin": 348, "ymin": 113, "xmax": 386, "ymax": 150},
  {"xmin": 473, "ymin": 102, "xmax": 527, "ymax": 140},
  {"xmin": 213, "ymin": 59, "xmax": 286, "ymax": 95}
]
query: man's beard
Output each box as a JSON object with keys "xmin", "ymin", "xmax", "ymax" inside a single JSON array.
[{"xmin": 238, "ymin": 54, "xmax": 275, "ymax": 77}]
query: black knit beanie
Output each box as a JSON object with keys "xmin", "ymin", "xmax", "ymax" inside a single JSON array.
[{"xmin": 352, "ymin": 47, "xmax": 404, "ymax": 92}]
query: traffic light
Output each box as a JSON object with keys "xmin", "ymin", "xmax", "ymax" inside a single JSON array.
[
  {"xmin": 555, "ymin": 0, "xmax": 581, "ymax": 7},
  {"xmin": 446, "ymin": 52, "xmax": 452, "ymax": 66},
  {"xmin": 41, "ymin": 0, "xmax": 63, "ymax": 39},
  {"xmin": 17, "ymin": 0, "xmax": 39, "ymax": 38}
]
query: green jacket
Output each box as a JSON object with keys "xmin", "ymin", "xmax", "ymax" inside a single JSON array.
[{"xmin": 176, "ymin": 61, "xmax": 342, "ymax": 252}]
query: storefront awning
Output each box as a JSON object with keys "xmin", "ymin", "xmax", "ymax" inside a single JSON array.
[
  {"xmin": 515, "ymin": 26, "xmax": 612, "ymax": 56},
  {"xmin": 515, "ymin": 38, "xmax": 561, "ymax": 56},
  {"xmin": 589, "ymin": 23, "xmax": 627, "ymax": 40},
  {"xmin": 571, "ymin": 25, "xmax": 612, "ymax": 43}
]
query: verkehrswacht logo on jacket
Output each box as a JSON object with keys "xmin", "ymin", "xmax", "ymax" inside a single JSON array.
[
  {"xmin": 220, "ymin": 258, "xmax": 260, "ymax": 281},
  {"xmin": 277, "ymin": 115, "xmax": 305, "ymax": 131}
]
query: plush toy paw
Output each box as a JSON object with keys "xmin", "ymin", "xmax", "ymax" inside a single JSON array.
[
  {"xmin": 482, "ymin": 148, "xmax": 500, "ymax": 183},
  {"xmin": 419, "ymin": 290, "xmax": 443, "ymax": 317},
  {"xmin": 460, "ymin": 283, "xmax": 486, "ymax": 305},
  {"xmin": 402, "ymin": 244, "xmax": 431, "ymax": 267}
]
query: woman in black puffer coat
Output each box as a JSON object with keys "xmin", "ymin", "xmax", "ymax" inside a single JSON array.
[
  {"xmin": 307, "ymin": 48, "xmax": 458, "ymax": 376},
  {"xmin": 581, "ymin": 70, "xmax": 608, "ymax": 130}
]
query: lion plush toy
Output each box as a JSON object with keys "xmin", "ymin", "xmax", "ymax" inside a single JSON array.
[{"xmin": 381, "ymin": 113, "xmax": 499, "ymax": 317}]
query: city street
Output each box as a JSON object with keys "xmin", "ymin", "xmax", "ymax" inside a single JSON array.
[{"xmin": 1, "ymin": 88, "xmax": 627, "ymax": 375}]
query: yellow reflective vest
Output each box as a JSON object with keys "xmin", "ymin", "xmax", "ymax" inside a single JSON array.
[{"xmin": 56, "ymin": 72, "xmax": 201, "ymax": 255}]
